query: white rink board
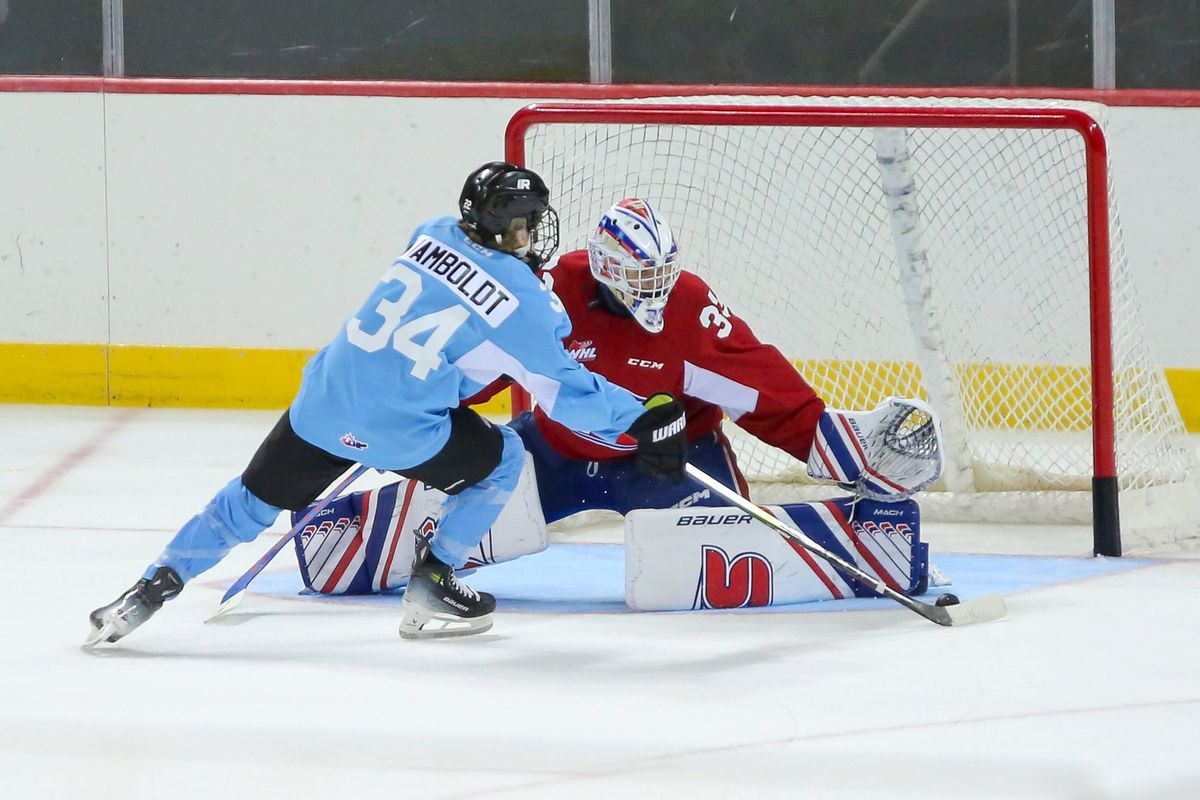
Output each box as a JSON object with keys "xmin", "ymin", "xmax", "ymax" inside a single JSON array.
[
  {"xmin": 0, "ymin": 92, "xmax": 108, "ymax": 344},
  {"xmin": 1, "ymin": 90, "xmax": 1199, "ymax": 366},
  {"xmin": 102, "ymin": 93, "xmax": 535, "ymax": 348}
]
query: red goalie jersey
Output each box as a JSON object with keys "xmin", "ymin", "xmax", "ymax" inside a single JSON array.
[{"xmin": 506, "ymin": 250, "xmax": 826, "ymax": 466}]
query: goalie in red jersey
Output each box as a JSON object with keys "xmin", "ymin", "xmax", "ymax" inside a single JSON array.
[
  {"xmin": 497, "ymin": 197, "xmax": 825, "ymax": 520},
  {"xmin": 481, "ymin": 197, "xmax": 941, "ymax": 521}
]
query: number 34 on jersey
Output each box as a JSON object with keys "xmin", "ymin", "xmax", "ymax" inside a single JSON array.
[{"xmin": 346, "ymin": 235, "xmax": 523, "ymax": 379}]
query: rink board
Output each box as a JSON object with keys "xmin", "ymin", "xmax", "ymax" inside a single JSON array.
[{"xmin": 241, "ymin": 544, "xmax": 1158, "ymax": 614}]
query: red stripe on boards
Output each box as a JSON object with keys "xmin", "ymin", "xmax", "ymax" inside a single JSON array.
[{"xmin": 5, "ymin": 77, "xmax": 1200, "ymax": 108}]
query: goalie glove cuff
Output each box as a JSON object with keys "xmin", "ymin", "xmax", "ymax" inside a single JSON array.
[
  {"xmin": 627, "ymin": 393, "xmax": 688, "ymax": 484},
  {"xmin": 806, "ymin": 398, "xmax": 943, "ymax": 501}
]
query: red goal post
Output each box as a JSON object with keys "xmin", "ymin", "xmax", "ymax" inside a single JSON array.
[{"xmin": 502, "ymin": 98, "xmax": 1197, "ymax": 557}]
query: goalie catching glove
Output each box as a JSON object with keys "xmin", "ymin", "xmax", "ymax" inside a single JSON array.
[
  {"xmin": 806, "ymin": 397, "xmax": 944, "ymax": 501},
  {"xmin": 626, "ymin": 393, "xmax": 689, "ymax": 484}
]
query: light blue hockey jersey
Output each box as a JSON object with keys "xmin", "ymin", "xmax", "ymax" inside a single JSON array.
[{"xmin": 290, "ymin": 216, "xmax": 646, "ymax": 470}]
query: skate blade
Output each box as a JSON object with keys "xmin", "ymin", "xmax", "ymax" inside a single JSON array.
[{"xmin": 399, "ymin": 609, "xmax": 494, "ymax": 640}]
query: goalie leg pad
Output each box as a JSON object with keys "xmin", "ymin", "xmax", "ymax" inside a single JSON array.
[
  {"xmin": 292, "ymin": 453, "xmax": 549, "ymax": 595},
  {"xmin": 625, "ymin": 497, "xmax": 927, "ymax": 611}
]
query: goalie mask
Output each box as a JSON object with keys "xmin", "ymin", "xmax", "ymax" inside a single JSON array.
[
  {"xmin": 459, "ymin": 161, "xmax": 559, "ymax": 269},
  {"xmin": 586, "ymin": 198, "xmax": 680, "ymax": 333}
]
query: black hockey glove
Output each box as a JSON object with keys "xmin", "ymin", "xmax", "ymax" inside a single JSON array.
[{"xmin": 626, "ymin": 393, "xmax": 688, "ymax": 484}]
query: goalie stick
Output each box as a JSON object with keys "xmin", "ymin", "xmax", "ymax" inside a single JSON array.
[
  {"xmin": 206, "ymin": 464, "xmax": 369, "ymax": 623},
  {"xmin": 684, "ymin": 464, "xmax": 1007, "ymax": 627}
]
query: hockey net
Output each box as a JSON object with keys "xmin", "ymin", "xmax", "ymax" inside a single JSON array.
[{"xmin": 505, "ymin": 95, "xmax": 1200, "ymax": 554}]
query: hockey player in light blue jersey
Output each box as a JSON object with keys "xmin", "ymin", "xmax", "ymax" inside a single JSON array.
[{"xmin": 86, "ymin": 162, "xmax": 690, "ymax": 643}]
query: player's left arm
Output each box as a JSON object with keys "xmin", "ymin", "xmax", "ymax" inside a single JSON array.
[
  {"xmin": 680, "ymin": 278, "xmax": 825, "ymax": 462},
  {"xmin": 684, "ymin": 281, "xmax": 942, "ymax": 499}
]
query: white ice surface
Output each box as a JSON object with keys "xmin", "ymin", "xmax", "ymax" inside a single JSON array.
[{"xmin": 2, "ymin": 405, "xmax": 1199, "ymax": 800}]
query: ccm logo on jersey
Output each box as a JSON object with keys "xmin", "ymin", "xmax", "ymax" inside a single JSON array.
[
  {"xmin": 402, "ymin": 235, "xmax": 518, "ymax": 327},
  {"xmin": 673, "ymin": 489, "xmax": 711, "ymax": 508},
  {"xmin": 627, "ymin": 358, "xmax": 664, "ymax": 369}
]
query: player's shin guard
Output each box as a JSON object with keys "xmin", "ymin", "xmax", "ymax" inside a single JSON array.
[
  {"xmin": 399, "ymin": 540, "xmax": 495, "ymax": 640},
  {"xmin": 151, "ymin": 478, "xmax": 282, "ymax": 583},
  {"xmin": 84, "ymin": 566, "xmax": 183, "ymax": 647}
]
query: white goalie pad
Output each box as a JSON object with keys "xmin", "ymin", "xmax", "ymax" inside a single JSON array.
[
  {"xmin": 625, "ymin": 497, "xmax": 929, "ymax": 611},
  {"xmin": 806, "ymin": 397, "xmax": 944, "ymax": 501},
  {"xmin": 293, "ymin": 455, "xmax": 548, "ymax": 594}
]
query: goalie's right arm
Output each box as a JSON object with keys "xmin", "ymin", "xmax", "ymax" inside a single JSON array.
[{"xmin": 805, "ymin": 397, "xmax": 944, "ymax": 501}]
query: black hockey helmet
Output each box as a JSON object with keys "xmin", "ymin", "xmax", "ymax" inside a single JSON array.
[{"xmin": 459, "ymin": 161, "xmax": 559, "ymax": 267}]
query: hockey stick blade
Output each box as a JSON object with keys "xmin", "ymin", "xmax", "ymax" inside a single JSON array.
[
  {"xmin": 206, "ymin": 589, "xmax": 248, "ymax": 623},
  {"xmin": 930, "ymin": 593, "xmax": 1008, "ymax": 626},
  {"xmin": 81, "ymin": 621, "xmax": 118, "ymax": 649},
  {"xmin": 205, "ymin": 464, "xmax": 369, "ymax": 624},
  {"xmin": 684, "ymin": 464, "xmax": 1007, "ymax": 627}
]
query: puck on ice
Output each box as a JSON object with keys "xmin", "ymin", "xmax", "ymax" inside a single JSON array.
[{"xmin": 935, "ymin": 593, "xmax": 960, "ymax": 607}]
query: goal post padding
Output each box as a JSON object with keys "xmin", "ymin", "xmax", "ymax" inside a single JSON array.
[{"xmin": 504, "ymin": 95, "xmax": 1200, "ymax": 555}]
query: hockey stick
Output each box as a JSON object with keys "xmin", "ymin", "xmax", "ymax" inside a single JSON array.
[
  {"xmin": 206, "ymin": 464, "xmax": 369, "ymax": 623},
  {"xmin": 684, "ymin": 463, "xmax": 1007, "ymax": 627}
]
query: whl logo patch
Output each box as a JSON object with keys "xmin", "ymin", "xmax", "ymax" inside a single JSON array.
[
  {"xmin": 693, "ymin": 545, "xmax": 773, "ymax": 609},
  {"xmin": 567, "ymin": 340, "xmax": 597, "ymax": 362}
]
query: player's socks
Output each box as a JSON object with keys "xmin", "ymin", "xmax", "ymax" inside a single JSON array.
[
  {"xmin": 399, "ymin": 542, "xmax": 495, "ymax": 640},
  {"xmin": 84, "ymin": 566, "xmax": 183, "ymax": 647}
]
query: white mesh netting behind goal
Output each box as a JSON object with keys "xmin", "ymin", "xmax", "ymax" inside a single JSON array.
[{"xmin": 510, "ymin": 95, "xmax": 1200, "ymax": 552}]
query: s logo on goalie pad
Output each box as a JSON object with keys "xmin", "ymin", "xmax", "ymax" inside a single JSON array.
[
  {"xmin": 694, "ymin": 546, "xmax": 773, "ymax": 609},
  {"xmin": 626, "ymin": 497, "xmax": 928, "ymax": 611}
]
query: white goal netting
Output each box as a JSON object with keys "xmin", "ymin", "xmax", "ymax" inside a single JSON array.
[{"xmin": 512, "ymin": 95, "xmax": 1200, "ymax": 551}]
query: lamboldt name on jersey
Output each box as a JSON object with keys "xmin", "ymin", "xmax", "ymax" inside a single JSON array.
[{"xmin": 402, "ymin": 235, "xmax": 518, "ymax": 327}]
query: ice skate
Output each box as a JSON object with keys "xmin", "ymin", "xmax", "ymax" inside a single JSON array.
[
  {"xmin": 84, "ymin": 566, "xmax": 184, "ymax": 647},
  {"xmin": 399, "ymin": 542, "xmax": 495, "ymax": 640}
]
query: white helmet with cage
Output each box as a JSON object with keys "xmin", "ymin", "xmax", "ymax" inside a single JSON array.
[{"xmin": 586, "ymin": 198, "xmax": 681, "ymax": 333}]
